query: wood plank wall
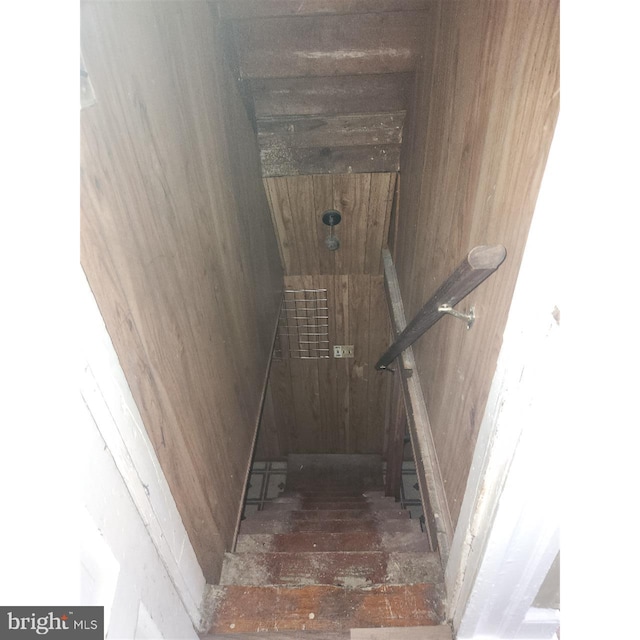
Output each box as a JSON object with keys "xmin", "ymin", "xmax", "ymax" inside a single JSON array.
[
  {"xmin": 395, "ymin": 0, "xmax": 560, "ymax": 525},
  {"xmin": 256, "ymin": 275, "xmax": 390, "ymax": 458},
  {"xmin": 264, "ymin": 173, "xmax": 396, "ymax": 276},
  {"xmin": 254, "ymin": 173, "xmax": 395, "ymax": 459},
  {"xmin": 80, "ymin": 2, "xmax": 283, "ymax": 582}
]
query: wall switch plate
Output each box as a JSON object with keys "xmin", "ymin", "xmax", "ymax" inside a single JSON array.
[{"xmin": 333, "ymin": 345, "xmax": 354, "ymax": 358}]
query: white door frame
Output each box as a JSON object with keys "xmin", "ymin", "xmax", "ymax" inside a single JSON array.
[{"xmin": 445, "ymin": 117, "xmax": 564, "ymax": 639}]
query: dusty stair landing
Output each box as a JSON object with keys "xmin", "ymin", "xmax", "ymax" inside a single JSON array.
[{"xmin": 201, "ymin": 454, "xmax": 450, "ymax": 638}]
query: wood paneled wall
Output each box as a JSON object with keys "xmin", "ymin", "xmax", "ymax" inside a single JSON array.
[
  {"xmin": 395, "ymin": 0, "xmax": 559, "ymax": 525},
  {"xmin": 255, "ymin": 274, "xmax": 390, "ymax": 458},
  {"xmin": 255, "ymin": 172, "xmax": 395, "ymax": 459},
  {"xmin": 80, "ymin": 2, "xmax": 283, "ymax": 582},
  {"xmin": 264, "ymin": 173, "xmax": 396, "ymax": 276}
]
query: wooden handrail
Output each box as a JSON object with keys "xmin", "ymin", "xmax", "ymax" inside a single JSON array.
[{"xmin": 375, "ymin": 245, "xmax": 507, "ymax": 370}]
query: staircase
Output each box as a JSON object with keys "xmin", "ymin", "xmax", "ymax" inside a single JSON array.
[{"xmin": 202, "ymin": 455, "xmax": 450, "ymax": 639}]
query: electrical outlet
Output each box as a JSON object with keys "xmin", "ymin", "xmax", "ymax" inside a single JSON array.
[{"xmin": 333, "ymin": 345, "xmax": 354, "ymax": 358}]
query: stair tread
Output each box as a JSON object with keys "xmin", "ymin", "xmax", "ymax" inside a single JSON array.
[
  {"xmin": 220, "ymin": 551, "xmax": 443, "ymax": 587},
  {"xmin": 236, "ymin": 532, "xmax": 429, "ymax": 553},
  {"xmin": 351, "ymin": 625, "xmax": 453, "ymax": 639},
  {"xmin": 201, "ymin": 633, "xmax": 349, "ymax": 640},
  {"xmin": 278, "ymin": 491, "xmax": 387, "ymax": 499},
  {"xmin": 262, "ymin": 501, "xmax": 401, "ymax": 512},
  {"xmin": 201, "ymin": 629, "xmax": 452, "ymax": 640},
  {"xmin": 249, "ymin": 509, "xmax": 410, "ymax": 521},
  {"xmin": 280, "ymin": 486, "xmax": 384, "ymax": 497},
  {"xmin": 272, "ymin": 494, "xmax": 389, "ymax": 503},
  {"xmin": 206, "ymin": 583, "xmax": 444, "ymax": 633}
]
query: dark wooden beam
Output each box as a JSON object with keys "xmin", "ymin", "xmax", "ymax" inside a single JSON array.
[
  {"xmin": 257, "ymin": 112, "xmax": 404, "ymax": 149},
  {"xmin": 250, "ymin": 74, "xmax": 412, "ymax": 117},
  {"xmin": 376, "ymin": 245, "xmax": 507, "ymax": 370},
  {"xmin": 260, "ymin": 144, "xmax": 400, "ymax": 177},
  {"xmin": 384, "ymin": 365, "xmax": 406, "ymax": 501}
]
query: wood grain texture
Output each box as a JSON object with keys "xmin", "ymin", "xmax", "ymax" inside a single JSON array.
[
  {"xmin": 236, "ymin": 530, "xmax": 428, "ymax": 552},
  {"xmin": 257, "ymin": 113, "xmax": 404, "ymax": 149},
  {"xmin": 203, "ymin": 634, "xmax": 348, "ymax": 640},
  {"xmin": 250, "ymin": 74, "xmax": 412, "ymax": 118},
  {"xmin": 395, "ymin": 0, "xmax": 559, "ymax": 525},
  {"xmin": 251, "ymin": 509, "xmax": 409, "ymax": 520},
  {"xmin": 264, "ymin": 173, "xmax": 396, "ymax": 275},
  {"xmin": 233, "ymin": 12, "xmax": 429, "ymax": 78},
  {"xmin": 261, "ymin": 144, "xmax": 400, "ymax": 177},
  {"xmin": 252, "ymin": 376, "xmax": 286, "ymax": 461},
  {"xmin": 217, "ymin": 0, "xmax": 431, "ymax": 19},
  {"xmin": 376, "ymin": 245, "xmax": 507, "ymax": 370},
  {"xmin": 220, "ymin": 551, "xmax": 441, "ymax": 586},
  {"xmin": 80, "ymin": 2, "xmax": 283, "ymax": 581},
  {"xmin": 384, "ymin": 369, "xmax": 405, "ymax": 500},
  {"xmin": 239, "ymin": 518, "xmax": 417, "ymax": 534},
  {"xmin": 351, "ymin": 626, "xmax": 452, "ymax": 640},
  {"xmin": 382, "ymin": 250, "xmax": 452, "ymax": 562},
  {"xmin": 255, "ymin": 275, "xmax": 390, "ymax": 457},
  {"xmin": 208, "ymin": 584, "xmax": 444, "ymax": 632}
]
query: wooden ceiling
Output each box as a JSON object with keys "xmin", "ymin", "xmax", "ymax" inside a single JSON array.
[
  {"xmin": 215, "ymin": 0, "xmax": 432, "ymax": 177},
  {"xmin": 264, "ymin": 172, "xmax": 396, "ymax": 276}
]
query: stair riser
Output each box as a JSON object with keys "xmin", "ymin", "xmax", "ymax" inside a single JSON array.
[
  {"xmin": 209, "ymin": 455, "xmax": 444, "ymax": 637},
  {"xmin": 220, "ymin": 551, "xmax": 443, "ymax": 587},
  {"xmin": 262, "ymin": 501, "xmax": 400, "ymax": 511},
  {"xmin": 272, "ymin": 494, "xmax": 386, "ymax": 503},
  {"xmin": 239, "ymin": 519, "xmax": 420, "ymax": 535},
  {"xmin": 250, "ymin": 509, "xmax": 410, "ymax": 521},
  {"xmin": 236, "ymin": 532, "xmax": 429, "ymax": 553},
  {"xmin": 280, "ymin": 489, "xmax": 386, "ymax": 496}
]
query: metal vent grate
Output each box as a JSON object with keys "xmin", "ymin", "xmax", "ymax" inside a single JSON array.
[{"xmin": 274, "ymin": 289, "xmax": 330, "ymax": 360}]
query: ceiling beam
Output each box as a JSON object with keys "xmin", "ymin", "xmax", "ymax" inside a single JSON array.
[
  {"xmin": 250, "ymin": 74, "xmax": 412, "ymax": 117},
  {"xmin": 257, "ymin": 112, "xmax": 404, "ymax": 149},
  {"xmin": 217, "ymin": 0, "xmax": 431, "ymax": 20},
  {"xmin": 261, "ymin": 144, "xmax": 400, "ymax": 177},
  {"xmin": 233, "ymin": 12, "xmax": 429, "ymax": 78}
]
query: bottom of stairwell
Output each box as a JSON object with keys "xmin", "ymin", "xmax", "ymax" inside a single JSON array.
[{"xmin": 201, "ymin": 454, "xmax": 450, "ymax": 639}]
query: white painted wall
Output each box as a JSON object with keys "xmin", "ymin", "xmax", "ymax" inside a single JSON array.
[
  {"xmin": 0, "ymin": 268, "xmax": 207, "ymax": 637},
  {"xmin": 76, "ymin": 271, "xmax": 206, "ymax": 638}
]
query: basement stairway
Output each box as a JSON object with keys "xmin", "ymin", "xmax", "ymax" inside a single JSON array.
[{"xmin": 201, "ymin": 455, "xmax": 451, "ymax": 640}]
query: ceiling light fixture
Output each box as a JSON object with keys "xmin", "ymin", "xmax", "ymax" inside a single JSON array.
[{"xmin": 322, "ymin": 209, "xmax": 342, "ymax": 251}]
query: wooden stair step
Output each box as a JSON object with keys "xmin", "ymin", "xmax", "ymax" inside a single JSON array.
[
  {"xmin": 201, "ymin": 633, "xmax": 349, "ymax": 640},
  {"xmin": 239, "ymin": 518, "xmax": 420, "ymax": 535},
  {"xmin": 235, "ymin": 531, "xmax": 429, "ymax": 553},
  {"xmin": 201, "ymin": 629, "xmax": 452, "ymax": 640},
  {"xmin": 280, "ymin": 486, "xmax": 384, "ymax": 497},
  {"xmin": 273, "ymin": 493, "xmax": 387, "ymax": 503},
  {"xmin": 262, "ymin": 500, "xmax": 400, "ymax": 512},
  {"xmin": 206, "ymin": 584, "xmax": 444, "ymax": 633},
  {"xmin": 220, "ymin": 551, "xmax": 443, "ymax": 587},
  {"xmin": 351, "ymin": 625, "xmax": 453, "ymax": 639},
  {"xmin": 249, "ymin": 509, "xmax": 410, "ymax": 521},
  {"xmin": 275, "ymin": 495, "xmax": 388, "ymax": 503},
  {"xmin": 286, "ymin": 454, "xmax": 383, "ymax": 493}
]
